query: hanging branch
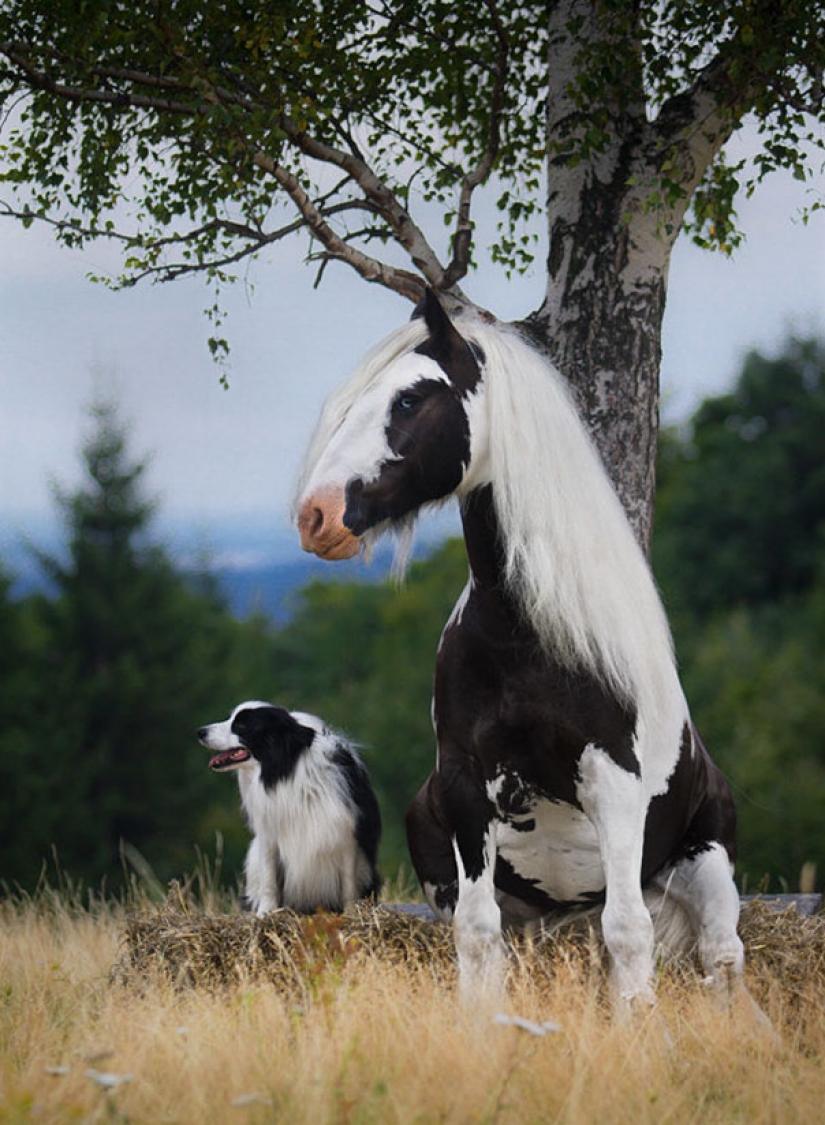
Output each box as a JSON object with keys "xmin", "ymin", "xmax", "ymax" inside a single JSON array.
[{"xmin": 442, "ymin": 0, "xmax": 509, "ymax": 290}]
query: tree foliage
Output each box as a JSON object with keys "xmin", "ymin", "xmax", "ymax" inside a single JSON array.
[
  {"xmin": 655, "ymin": 338, "xmax": 825, "ymax": 618},
  {"xmin": 0, "ymin": 1, "xmax": 822, "ymax": 297},
  {"xmin": 2, "ymin": 1, "xmax": 823, "ymax": 543}
]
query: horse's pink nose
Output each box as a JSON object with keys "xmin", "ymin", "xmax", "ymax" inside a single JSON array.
[{"xmin": 297, "ymin": 492, "xmax": 360, "ymax": 560}]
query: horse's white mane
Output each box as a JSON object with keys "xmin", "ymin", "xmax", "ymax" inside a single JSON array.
[
  {"xmin": 466, "ymin": 316, "xmax": 677, "ymax": 709},
  {"xmin": 295, "ymin": 310, "xmax": 678, "ymax": 709}
]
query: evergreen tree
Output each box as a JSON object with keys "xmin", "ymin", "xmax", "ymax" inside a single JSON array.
[{"xmin": 0, "ymin": 400, "xmax": 277, "ymax": 890}]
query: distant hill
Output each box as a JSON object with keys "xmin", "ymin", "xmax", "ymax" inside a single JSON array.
[
  {"xmin": 207, "ymin": 548, "xmax": 398, "ymax": 623},
  {"xmin": 2, "ymin": 512, "xmax": 456, "ymax": 624}
]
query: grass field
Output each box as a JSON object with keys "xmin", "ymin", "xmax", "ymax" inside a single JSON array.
[{"xmin": 2, "ymin": 883, "xmax": 824, "ymax": 1125}]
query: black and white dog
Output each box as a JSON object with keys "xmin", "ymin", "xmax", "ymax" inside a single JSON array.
[{"xmin": 198, "ymin": 702, "xmax": 382, "ymax": 914}]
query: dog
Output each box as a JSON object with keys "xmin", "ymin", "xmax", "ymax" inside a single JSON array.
[{"xmin": 198, "ymin": 702, "xmax": 381, "ymax": 914}]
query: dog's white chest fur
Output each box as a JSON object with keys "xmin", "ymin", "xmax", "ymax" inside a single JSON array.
[{"xmin": 239, "ymin": 754, "xmax": 364, "ymax": 914}]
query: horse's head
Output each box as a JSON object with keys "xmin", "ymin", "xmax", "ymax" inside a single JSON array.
[{"xmin": 296, "ymin": 290, "xmax": 484, "ymax": 560}]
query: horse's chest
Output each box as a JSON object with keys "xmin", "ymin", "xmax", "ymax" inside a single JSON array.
[{"xmin": 487, "ymin": 774, "xmax": 604, "ymax": 903}]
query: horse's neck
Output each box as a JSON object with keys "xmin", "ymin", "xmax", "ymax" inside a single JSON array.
[{"xmin": 460, "ymin": 485, "xmax": 510, "ymax": 594}]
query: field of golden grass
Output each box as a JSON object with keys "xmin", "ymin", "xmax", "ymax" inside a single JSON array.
[{"xmin": 2, "ymin": 885, "xmax": 825, "ymax": 1125}]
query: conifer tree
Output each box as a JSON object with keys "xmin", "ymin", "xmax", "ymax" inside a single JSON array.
[{"xmin": 1, "ymin": 399, "xmax": 274, "ymax": 889}]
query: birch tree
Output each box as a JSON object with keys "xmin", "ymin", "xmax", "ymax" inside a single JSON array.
[{"xmin": 1, "ymin": 0, "xmax": 823, "ymax": 544}]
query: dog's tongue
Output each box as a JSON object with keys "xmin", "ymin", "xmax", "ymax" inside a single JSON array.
[{"xmin": 208, "ymin": 747, "xmax": 251, "ymax": 770}]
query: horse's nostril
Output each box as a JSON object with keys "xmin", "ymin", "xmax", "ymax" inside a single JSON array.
[
  {"xmin": 298, "ymin": 498, "xmax": 330, "ymax": 550},
  {"xmin": 298, "ymin": 503, "xmax": 325, "ymax": 542}
]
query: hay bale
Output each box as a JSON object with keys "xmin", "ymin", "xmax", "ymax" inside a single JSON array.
[
  {"xmin": 111, "ymin": 894, "xmax": 458, "ymax": 993},
  {"xmin": 112, "ymin": 890, "xmax": 825, "ymax": 1000},
  {"xmin": 738, "ymin": 898, "xmax": 825, "ymax": 987}
]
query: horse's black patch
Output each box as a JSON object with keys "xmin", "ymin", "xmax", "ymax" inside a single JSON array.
[
  {"xmin": 343, "ymin": 377, "xmax": 471, "ymax": 535},
  {"xmin": 414, "ymin": 289, "xmax": 482, "ymax": 396}
]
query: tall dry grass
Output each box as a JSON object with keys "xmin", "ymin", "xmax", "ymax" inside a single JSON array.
[{"xmin": 2, "ymin": 886, "xmax": 824, "ymax": 1125}]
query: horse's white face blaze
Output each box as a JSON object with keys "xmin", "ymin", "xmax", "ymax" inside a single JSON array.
[{"xmin": 297, "ymin": 348, "xmax": 479, "ymax": 557}]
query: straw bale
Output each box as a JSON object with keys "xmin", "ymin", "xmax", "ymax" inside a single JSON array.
[{"xmin": 111, "ymin": 890, "xmax": 824, "ymax": 1003}]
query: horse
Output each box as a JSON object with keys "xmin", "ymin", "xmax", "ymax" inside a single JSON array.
[{"xmin": 294, "ymin": 289, "xmax": 744, "ymax": 1011}]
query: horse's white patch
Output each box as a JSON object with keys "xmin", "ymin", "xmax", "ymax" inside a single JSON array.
[
  {"xmin": 653, "ymin": 842, "xmax": 743, "ymax": 981},
  {"xmin": 487, "ymin": 776, "xmax": 605, "ymax": 901},
  {"xmin": 575, "ymin": 744, "xmax": 655, "ymax": 1004},
  {"xmin": 299, "ymin": 350, "xmax": 451, "ymax": 500}
]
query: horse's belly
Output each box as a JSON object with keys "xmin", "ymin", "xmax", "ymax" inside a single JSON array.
[{"xmin": 496, "ymin": 798, "xmax": 605, "ymax": 903}]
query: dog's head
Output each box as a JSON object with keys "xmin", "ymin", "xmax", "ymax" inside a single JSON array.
[{"xmin": 198, "ymin": 702, "xmax": 318, "ymax": 789}]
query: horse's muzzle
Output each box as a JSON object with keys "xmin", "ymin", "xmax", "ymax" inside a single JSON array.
[{"xmin": 297, "ymin": 490, "xmax": 361, "ymax": 560}]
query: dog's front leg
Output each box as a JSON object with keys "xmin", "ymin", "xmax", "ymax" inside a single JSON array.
[
  {"xmin": 340, "ymin": 846, "xmax": 360, "ymax": 911},
  {"xmin": 245, "ymin": 836, "xmax": 281, "ymax": 915}
]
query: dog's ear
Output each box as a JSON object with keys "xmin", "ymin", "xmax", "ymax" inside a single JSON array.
[
  {"xmin": 232, "ymin": 705, "xmax": 315, "ymax": 788},
  {"xmin": 269, "ymin": 709, "xmax": 315, "ymax": 759}
]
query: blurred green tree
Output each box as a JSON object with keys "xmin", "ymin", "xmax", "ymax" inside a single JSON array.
[
  {"xmin": 655, "ymin": 338, "xmax": 825, "ymax": 623},
  {"xmin": 654, "ymin": 338, "xmax": 825, "ymax": 890},
  {"xmin": 0, "ymin": 400, "xmax": 278, "ymax": 890}
]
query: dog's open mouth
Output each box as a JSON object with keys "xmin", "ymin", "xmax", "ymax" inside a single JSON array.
[{"xmin": 208, "ymin": 747, "xmax": 252, "ymax": 771}]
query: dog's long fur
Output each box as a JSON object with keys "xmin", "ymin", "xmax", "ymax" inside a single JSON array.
[{"xmin": 198, "ymin": 702, "xmax": 381, "ymax": 914}]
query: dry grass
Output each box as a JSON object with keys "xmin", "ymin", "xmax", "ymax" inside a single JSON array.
[{"xmin": 2, "ymin": 887, "xmax": 825, "ymax": 1125}]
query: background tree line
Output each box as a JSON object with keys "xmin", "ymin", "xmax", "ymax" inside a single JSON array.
[{"xmin": 2, "ymin": 337, "xmax": 824, "ymax": 894}]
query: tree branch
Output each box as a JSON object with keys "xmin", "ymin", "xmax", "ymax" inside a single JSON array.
[
  {"xmin": 273, "ymin": 113, "xmax": 447, "ymax": 288},
  {"xmin": 252, "ymin": 149, "xmax": 425, "ymax": 300},
  {"xmin": 0, "ymin": 42, "xmax": 195, "ymax": 115},
  {"xmin": 0, "ymin": 38, "xmax": 442, "ymax": 301},
  {"xmin": 0, "ymin": 195, "xmax": 385, "ymax": 286},
  {"xmin": 441, "ymin": 0, "xmax": 509, "ymax": 290},
  {"xmin": 652, "ymin": 47, "xmax": 748, "ymax": 182}
]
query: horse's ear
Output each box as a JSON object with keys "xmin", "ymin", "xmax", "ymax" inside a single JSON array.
[
  {"xmin": 414, "ymin": 288, "xmax": 481, "ymax": 392},
  {"xmin": 411, "ymin": 286, "xmax": 447, "ymax": 325},
  {"xmin": 420, "ymin": 288, "xmax": 455, "ymax": 341}
]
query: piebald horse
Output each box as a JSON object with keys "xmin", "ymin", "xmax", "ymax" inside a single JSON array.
[{"xmin": 295, "ymin": 290, "xmax": 743, "ymax": 1010}]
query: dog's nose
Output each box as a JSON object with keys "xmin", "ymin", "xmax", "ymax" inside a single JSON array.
[{"xmin": 197, "ymin": 726, "xmax": 209, "ymax": 742}]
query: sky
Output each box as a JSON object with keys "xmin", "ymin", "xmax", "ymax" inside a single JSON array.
[{"xmin": 1, "ymin": 127, "xmax": 824, "ymax": 567}]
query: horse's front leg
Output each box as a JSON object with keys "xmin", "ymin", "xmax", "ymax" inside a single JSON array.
[
  {"xmin": 577, "ymin": 745, "xmax": 655, "ymax": 1012},
  {"xmin": 452, "ymin": 821, "xmax": 507, "ymax": 1004},
  {"xmin": 442, "ymin": 763, "xmax": 507, "ymax": 1004}
]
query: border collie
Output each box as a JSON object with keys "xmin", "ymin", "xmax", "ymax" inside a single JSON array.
[{"xmin": 198, "ymin": 702, "xmax": 381, "ymax": 914}]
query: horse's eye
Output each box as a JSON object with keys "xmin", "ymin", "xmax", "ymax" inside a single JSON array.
[{"xmin": 396, "ymin": 393, "xmax": 421, "ymax": 412}]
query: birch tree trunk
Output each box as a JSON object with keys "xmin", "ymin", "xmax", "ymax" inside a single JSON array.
[{"xmin": 516, "ymin": 1, "xmax": 738, "ymax": 550}]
